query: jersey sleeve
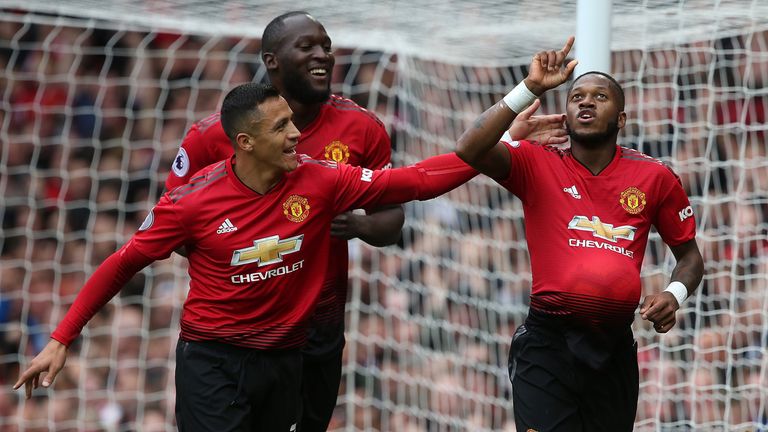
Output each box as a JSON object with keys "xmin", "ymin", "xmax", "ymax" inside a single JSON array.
[
  {"xmin": 363, "ymin": 118, "xmax": 392, "ymax": 170},
  {"xmin": 331, "ymin": 152, "xmax": 477, "ymax": 213},
  {"xmin": 653, "ymin": 166, "xmax": 696, "ymax": 246},
  {"xmin": 49, "ymin": 194, "xmax": 188, "ymax": 346},
  {"xmin": 128, "ymin": 194, "xmax": 190, "ymax": 260},
  {"xmin": 165, "ymin": 125, "xmax": 211, "ymax": 190},
  {"xmin": 495, "ymin": 138, "xmax": 537, "ymax": 203},
  {"xmin": 359, "ymin": 117, "xmax": 393, "ymax": 212},
  {"xmin": 51, "ymin": 243, "xmax": 154, "ymax": 346}
]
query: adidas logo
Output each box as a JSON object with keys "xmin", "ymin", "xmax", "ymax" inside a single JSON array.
[
  {"xmin": 563, "ymin": 185, "xmax": 582, "ymax": 199},
  {"xmin": 216, "ymin": 218, "xmax": 238, "ymax": 234}
]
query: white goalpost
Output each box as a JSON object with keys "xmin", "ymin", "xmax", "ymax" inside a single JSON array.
[
  {"xmin": 1, "ymin": 1, "xmax": 767, "ymax": 431},
  {"xmin": 575, "ymin": 0, "xmax": 611, "ymax": 75}
]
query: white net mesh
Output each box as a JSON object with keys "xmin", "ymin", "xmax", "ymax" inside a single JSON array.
[{"xmin": 0, "ymin": 1, "xmax": 766, "ymax": 431}]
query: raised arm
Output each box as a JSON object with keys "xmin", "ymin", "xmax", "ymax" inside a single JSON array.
[{"xmin": 456, "ymin": 37, "xmax": 577, "ymax": 179}]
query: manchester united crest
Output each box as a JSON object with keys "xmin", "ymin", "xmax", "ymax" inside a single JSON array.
[
  {"xmin": 283, "ymin": 195, "xmax": 310, "ymax": 222},
  {"xmin": 324, "ymin": 140, "xmax": 350, "ymax": 164},
  {"xmin": 620, "ymin": 187, "xmax": 646, "ymax": 214}
]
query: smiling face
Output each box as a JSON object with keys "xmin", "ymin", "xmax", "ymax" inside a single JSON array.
[
  {"xmin": 270, "ymin": 14, "xmax": 334, "ymax": 104},
  {"xmin": 565, "ymin": 73, "xmax": 627, "ymax": 147},
  {"xmin": 238, "ymin": 96, "xmax": 301, "ymax": 173}
]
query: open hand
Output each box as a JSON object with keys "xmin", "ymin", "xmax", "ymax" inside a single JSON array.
[
  {"xmin": 508, "ymin": 99, "xmax": 567, "ymax": 144},
  {"xmin": 524, "ymin": 36, "xmax": 578, "ymax": 95}
]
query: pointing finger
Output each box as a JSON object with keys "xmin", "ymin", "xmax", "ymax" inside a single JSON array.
[{"xmin": 15, "ymin": 366, "xmax": 39, "ymax": 391}]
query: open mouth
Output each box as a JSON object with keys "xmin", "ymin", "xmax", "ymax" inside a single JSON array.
[
  {"xmin": 309, "ymin": 68, "xmax": 328, "ymax": 78},
  {"xmin": 283, "ymin": 146, "xmax": 297, "ymax": 156},
  {"xmin": 577, "ymin": 110, "xmax": 596, "ymax": 122}
]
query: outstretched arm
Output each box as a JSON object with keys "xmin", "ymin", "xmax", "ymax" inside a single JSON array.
[
  {"xmin": 335, "ymin": 152, "xmax": 479, "ymax": 213},
  {"xmin": 334, "ymin": 39, "xmax": 577, "ymax": 211},
  {"xmin": 640, "ymin": 238, "xmax": 704, "ymax": 333},
  {"xmin": 456, "ymin": 37, "xmax": 577, "ymax": 179},
  {"xmin": 14, "ymin": 243, "xmax": 153, "ymax": 398}
]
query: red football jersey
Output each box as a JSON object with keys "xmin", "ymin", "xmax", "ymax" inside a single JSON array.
[
  {"xmin": 50, "ymin": 153, "xmax": 475, "ymax": 349},
  {"xmin": 111, "ymin": 156, "xmax": 421, "ymax": 349},
  {"xmin": 165, "ymin": 96, "xmax": 392, "ymax": 327},
  {"xmin": 497, "ymin": 140, "xmax": 696, "ymax": 328},
  {"xmin": 166, "ymin": 112, "xmax": 232, "ymax": 188}
]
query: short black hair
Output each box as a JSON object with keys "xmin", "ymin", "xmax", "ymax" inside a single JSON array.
[
  {"xmin": 568, "ymin": 71, "xmax": 625, "ymax": 111},
  {"xmin": 220, "ymin": 83, "xmax": 281, "ymax": 145},
  {"xmin": 261, "ymin": 11, "xmax": 312, "ymax": 53}
]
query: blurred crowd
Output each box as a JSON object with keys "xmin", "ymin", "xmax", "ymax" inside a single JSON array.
[{"xmin": 0, "ymin": 9, "xmax": 766, "ymax": 431}]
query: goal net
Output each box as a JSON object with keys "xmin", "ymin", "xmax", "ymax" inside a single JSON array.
[{"xmin": 1, "ymin": 1, "xmax": 766, "ymax": 430}]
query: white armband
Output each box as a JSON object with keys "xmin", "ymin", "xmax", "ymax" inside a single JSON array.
[
  {"xmin": 502, "ymin": 81, "xmax": 537, "ymax": 114},
  {"xmin": 664, "ymin": 281, "xmax": 688, "ymax": 306}
]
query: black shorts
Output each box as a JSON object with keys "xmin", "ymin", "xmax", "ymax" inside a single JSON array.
[
  {"xmin": 508, "ymin": 323, "xmax": 639, "ymax": 432},
  {"xmin": 175, "ymin": 339, "xmax": 302, "ymax": 431},
  {"xmin": 299, "ymin": 348, "xmax": 344, "ymax": 432}
]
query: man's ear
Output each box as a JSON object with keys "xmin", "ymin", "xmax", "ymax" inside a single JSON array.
[
  {"xmin": 235, "ymin": 132, "xmax": 253, "ymax": 151},
  {"xmin": 263, "ymin": 52, "xmax": 278, "ymax": 71},
  {"xmin": 618, "ymin": 111, "xmax": 627, "ymax": 129}
]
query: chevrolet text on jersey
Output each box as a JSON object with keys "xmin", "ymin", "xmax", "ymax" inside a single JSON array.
[
  {"xmin": 568, "ymin": 238, "xmax": 634, "ymax": 258},
  {"xmin": 231, "ymin": 260, "xmax": 305, "ymax": 284},
  {"xmin": 567, "ymin": 216, "xmax": 637, "ymax": 258}
]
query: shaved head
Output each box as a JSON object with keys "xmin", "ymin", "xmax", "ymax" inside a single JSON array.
[{"xmin": 262, "ymin": 11, "xmax": 315, "ymax": 53}]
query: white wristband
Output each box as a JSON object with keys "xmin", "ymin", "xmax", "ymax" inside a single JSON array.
[
  {"xmin": 664, "ymin": 281, "xmax": 688, "ymax": 306},
  {"xmin": 502, "ymin": 81, "xmax": 537, "ymax": 114}
]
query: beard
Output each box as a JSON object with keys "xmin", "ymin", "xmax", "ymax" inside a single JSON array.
[
  {"xmin": 566, "ymin": 118, "xmax": 620, "ymax": 147},
  {"xmin": 281, "ymin": 67, "xmax": 331, "ymax": 104}
]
